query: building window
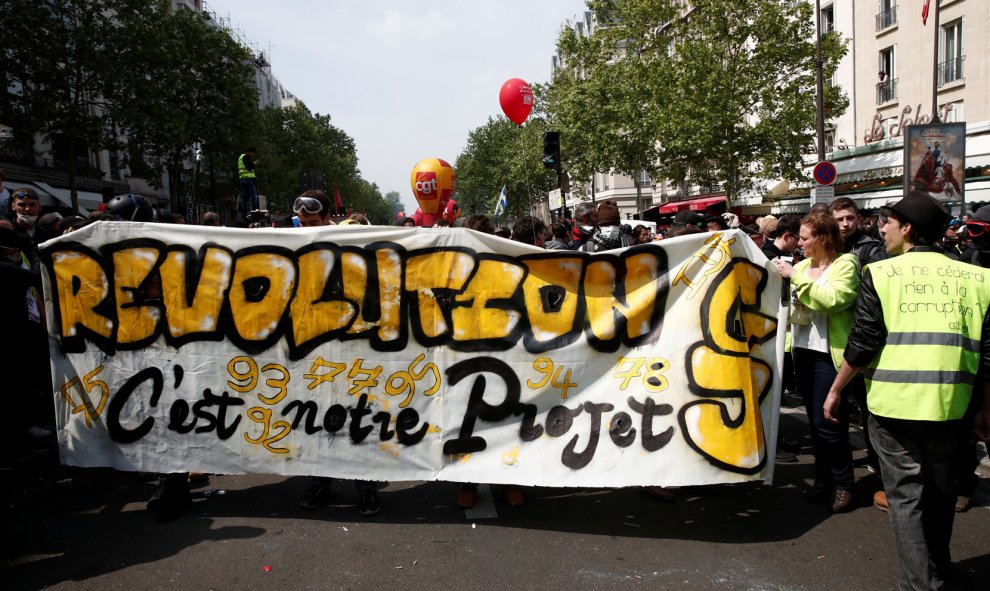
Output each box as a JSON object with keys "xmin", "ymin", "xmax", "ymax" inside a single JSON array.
[
  {"xmin": 876, "ymin": 0, "xmax": 897, "ymax": 31},
  {"xmin": 938, "ymin": 19, "xmax": 964, "ymax": 86},
  {"xmin": 877, "ymin": 47, "xmax": 896, "ymax": 104},
  {"xmin": 940, "ymin": 101, "xmax": 964, "ymax": 123},
  {"xmin": 824, "ymin": 129, "xmax": 836, "ymax": 154},
  {"xmin": 820, "ymin": 4, "xmax": 834, "ymax": 34},
  {"xmin": 637, "ymin": 170, "xmax": 652, "ymax": 187}
]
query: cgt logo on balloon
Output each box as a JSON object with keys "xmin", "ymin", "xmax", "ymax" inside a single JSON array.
[{"xmin": 414, "ymin": 172, "xmax": 438, "ymax": 198}]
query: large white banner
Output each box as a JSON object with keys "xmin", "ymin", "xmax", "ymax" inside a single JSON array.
[{"xmin": 41, "ymin": 223, "xmax": 785, "ymax": 487}]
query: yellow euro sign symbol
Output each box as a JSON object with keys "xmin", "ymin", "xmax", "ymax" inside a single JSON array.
[{"xmin": 679, "ymin": 259, "xmax": 777, "ymax": 473}]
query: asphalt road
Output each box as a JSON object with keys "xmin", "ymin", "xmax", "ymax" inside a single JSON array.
[{"xmin": 4, "ymin": 410, "xmax": 989, "ymax": 591}]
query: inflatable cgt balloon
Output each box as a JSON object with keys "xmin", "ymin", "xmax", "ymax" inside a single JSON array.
[
  {"xmin": 410, "ymin": 158, "xmax": 456, "ymax": 226},
  {"xmin": 499, "ymin": 78, "xmax": 534, "ymax": 125}
]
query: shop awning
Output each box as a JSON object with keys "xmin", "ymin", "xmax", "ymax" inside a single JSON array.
[
  {"xmin": 34, "ymin": 181, "xmax": 101, "ymax": 213},
  {"xmin": 648, "ymin": 195, "xmax": 727, "ymax": 215}
]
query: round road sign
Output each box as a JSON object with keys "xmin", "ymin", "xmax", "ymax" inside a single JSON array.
[{"xmin": 813, "ymin": 161, "xmax": 837, "ymax": 186}]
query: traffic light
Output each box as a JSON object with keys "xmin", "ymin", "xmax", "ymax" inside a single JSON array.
[{"xmin": 543, "ymin": 131, "xmax": 560, "ymax": 170}]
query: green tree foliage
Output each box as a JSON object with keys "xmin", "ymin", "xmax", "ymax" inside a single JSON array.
[
  {"xmin": 110, "ymin": 3, "xmax": 261, "ymax": 209},
  {"xmin": 383, "ymin": 190, "xmax": 405, "ymax": 221},
  {"xmin": 455, "ymin": 116, "xmax": 556, "ymax": 219},
  {"xmin": 1, "ymin": 0, "xmax": 160, "ymax": 211},
  {"xmin": 546, "ymin": 0, "xmax": 848, "ymax": 199},
  {"xmin": 344, "ymin": 179, "xmax": 389, "ymax": 225},
  {"xmin": 257, "ymin": 103, "xmax": 354, "ymax": 210},
  {"xmin": 255, "ymin": 103, "xmax": 389, "ymax": 223}
]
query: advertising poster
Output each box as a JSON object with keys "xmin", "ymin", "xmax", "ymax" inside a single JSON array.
[{"xmin": 904, "ymin": 122, "xmax": 966, "ymax": 204}]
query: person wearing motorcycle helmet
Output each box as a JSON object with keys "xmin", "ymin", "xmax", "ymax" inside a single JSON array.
[{"xmin": 105, "ymin": 194, "xmax": 157, "ymax": 222}]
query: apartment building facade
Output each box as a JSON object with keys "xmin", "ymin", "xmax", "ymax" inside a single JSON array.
[
  {"xmin": 771, "ymin": 0, "xmax": 990, "ymax": 214},
  {"xmin": 552, "ymin": 1, "xmax": 989, "ymax": 221}
]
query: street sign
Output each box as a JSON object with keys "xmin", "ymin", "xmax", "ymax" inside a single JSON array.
[
  {"xmin": 811, "ymin": 185, "xmax": 834, "ymax": 205},
  {"xmin": 548, "ymin": 188, "xmax": 563, "ymax": 209},
  {"xmin": 813, "ymin": 161, "xmax": 837, "ymax": 186}
]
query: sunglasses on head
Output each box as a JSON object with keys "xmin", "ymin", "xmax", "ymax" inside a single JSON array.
[
  {"xmin": 293, "ymin": 196, "xmax": 323, "ymax": 215},
  {"xmin": 966, "ymin": 220, "xmax": 990, "ymax": 238},
  {"xmin": 12, "ymin": 188, "xmax": 39, "ymax": 200}
]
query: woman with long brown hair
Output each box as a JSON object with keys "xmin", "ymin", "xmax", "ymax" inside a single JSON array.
[{"xmin": 773, "ymin": 213, "xmax": 860, "ymax": 513}]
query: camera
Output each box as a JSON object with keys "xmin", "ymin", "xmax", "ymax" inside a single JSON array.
[{"xmin": 247, "ymin": 209, "xmax": 271, "ymax": 226}]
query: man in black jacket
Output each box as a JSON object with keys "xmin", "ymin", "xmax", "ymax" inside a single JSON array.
[
  {"xmin": 763, "ymin": 214, "xmax": 802, "ymax": 462},
  {"xmin": 830, "ymin": 197, "xmax": 884, "ymax": 484},
  {"xmin": 830, "ymin": 197, "xmax": 885, "ymax": 267}
]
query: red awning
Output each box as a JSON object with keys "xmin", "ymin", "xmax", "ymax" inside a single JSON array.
[
  {"xmin": 647, "ymin": 195, "xmax": 727, "ymax": 216},
  {"xmin": 684, "ymin": 196, "xmax": 727, "ymax": 211}
]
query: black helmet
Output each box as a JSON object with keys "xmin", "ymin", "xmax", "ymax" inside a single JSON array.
[{"xmin": 106, "ymin": 194, "xmax": 156, "ymax": 222}]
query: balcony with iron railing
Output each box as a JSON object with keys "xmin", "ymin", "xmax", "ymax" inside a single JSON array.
[
  {"xmin": 876, "ymin": 6, "xmax": 897, "ymax": 31},
  {"xmin": 937, "ymin": 56, "xmax": 965, "ymax": 86},
  {"xmin": 876, "ymin": 78, "xmax": 897, "ymax": 104}
]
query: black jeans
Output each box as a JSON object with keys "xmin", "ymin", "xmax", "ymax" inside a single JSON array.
[
  {"xmin": 871, "ymin": 415, "xmax": 959, "ymax": 591},
  {"xmin": 794, "ymin": 348, "xmax": 854, "ymax": 489},
  {"xmin": 238, "ymin": 178, "xmax": 259, "ymax": 219}
]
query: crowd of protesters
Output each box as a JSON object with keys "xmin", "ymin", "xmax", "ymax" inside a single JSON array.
[{"xmin": 3, "ymin": 167, "xmax": 990, "ymax": 590}]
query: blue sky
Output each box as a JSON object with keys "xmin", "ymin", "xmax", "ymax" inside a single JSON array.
[{"xmin": 206, "ymin": 0, "xmax": 587, "ymax": 212}]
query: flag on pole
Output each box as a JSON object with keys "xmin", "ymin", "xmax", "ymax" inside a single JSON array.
[
  {"xmin": 922, "ymin": 0, "xmax": 931, "ymax": 25},
  {"xmin": 334, "ymin": 186, "xmax": 345, "ymax": 215},
  {"xmin": 494, "ymin": 185, "xmax": 508, "ymax": 219}
]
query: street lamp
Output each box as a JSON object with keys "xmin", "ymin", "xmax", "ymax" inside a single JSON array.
[{"xmin": 814, "ymin": 0, "xmax": 826, "ymax": 163}]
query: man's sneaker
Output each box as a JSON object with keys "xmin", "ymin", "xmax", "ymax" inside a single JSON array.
[
  {"xmin": 188, "ymin": 472, "xmax": 210, "ymax": 488},
  {"xmin": 780, "ymin": 437, "xmax": 801, "ymax": 453},
  {"xmin": 805, "ymin": 479, "xmax": 832, "ymax": 503},
  {"xmin": 147, "ymin": 475, "xmax": 191, "ymax": 522},
  {"xmin": 456, "ymin": 485, "xmax": 478, "ymax": 509},
  {"xmin": 830, "ymin": 488, "xmax": 855, "ymax": 513},
  {"xmin": 955, "ymin": 495, "xmax": 974, "ymax": 513},
  {"xmin": 358, "ymin": 487, "xmax": 381, "ymax": 516},
  {"xmin": 504, "ymin": 485, "xmax": 526, "ymax": 507},
  {"xmin": 299, "ymin": 481, "xmax": 332, "ymax": 510},
  {"xmin": 775, "ymin": 448, "xmax": 798, "ymax": 463},
  {"xmin": 873, "ymin": 490, "xmax": 889, "ymax": 512},
  {"xmin": 27, "ymin": 426, "xmax": 53, "ymax": 440}
]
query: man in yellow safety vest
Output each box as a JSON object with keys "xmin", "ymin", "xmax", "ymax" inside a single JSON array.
[
  {"xmin": 825, "ymin": 191, "xmax": 990, "ymax": 590},
  {"xmin": 237, "ymin": 147, "xmax": 259, "ymax": 220}
]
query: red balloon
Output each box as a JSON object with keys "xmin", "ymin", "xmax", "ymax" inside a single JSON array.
[{"xmin": 499, "ymin": 78, "xmax": 534, "ymax": 125}]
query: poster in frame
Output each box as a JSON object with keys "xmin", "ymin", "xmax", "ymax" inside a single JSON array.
[{"xmin": 903, "ymin": 122, "xmax": 966, "ymax": 206}]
